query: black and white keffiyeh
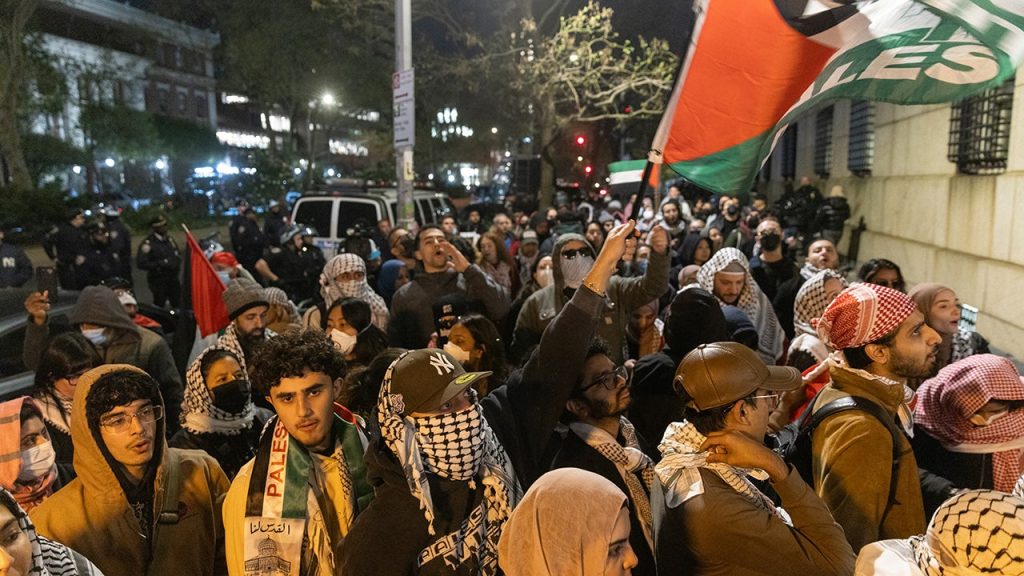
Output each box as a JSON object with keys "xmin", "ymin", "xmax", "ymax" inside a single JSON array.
[
  {"xmin": 0, "ymin": 488, "xmax": 101, "ymax": 576},
  {"xmin": 181, "ymin": 346, "xmax": 256, "ymax": 435},
  {"xmin": 910, "ymin": 490, "xmax": 1024, "ymax": 576},
  {"xmin": 215, "ymin": 323, "xmax": 276, "ymax": 378},
  {"xmin": 794, "ymin": 269, "xmax": 848, "ymax": 337},
  {"xmin": 799, "ymin": 261, "xmax": 826, "ymax": 281},
  {"xmin": 377, "ymin": 355, "xmax": 521, "ymax": 573},
  {"xmin": 697, "ymin": 247, "xmax": 785, "ymax": 363},
  {"xmin": 320, "ymin": 254, "xmax": 389, "ymax": 330}
]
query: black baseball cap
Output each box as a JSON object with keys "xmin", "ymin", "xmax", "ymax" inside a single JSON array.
[{"xmin": 388, "ymin": 349, "xmax": 491, "ymax": 416}]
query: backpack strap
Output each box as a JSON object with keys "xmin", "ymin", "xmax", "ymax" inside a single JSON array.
[
  {"xmin": 801, "ymin": 395, "xmax": 903, "ymax": 516},
  {"xmin": 157, "ymin": 451, "xmax": 182, "ymax": 524}
]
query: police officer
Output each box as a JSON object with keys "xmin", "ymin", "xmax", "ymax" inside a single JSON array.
[
  {"xmin": 42, "ymin": 208, "xmax": 88, "ymax": 290},
  {"xmin": 136, "ymin": 215, "xmax": 182, "ymax": 308},
  {"xmin": 102, "ymin": 205, "xmax": 133, "ymax": 282},
  {"xmin": 298, "ymin": 225, "xmax": 326, "ymax": 275},
  {"xmin": 76, "ymin": 220, "xmax": 121, "ymax": 288},
  {"xmin": 254, "ymin": 224, "xmax": 317, "ymax": 302},
  {"xmin": 0, "ymin": 225, "xmax": 33, "ymax": 288},
  {"xmin": 263, "ymin": 199, "xmax": 289, "ymax": 247},
  {"xmin": 230, "ymin": 204, "xmax": 265, "ymax": 276}
]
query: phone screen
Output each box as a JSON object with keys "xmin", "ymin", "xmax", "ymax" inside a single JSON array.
[{"xmin": 36, "ymin": 267, "xmax": 59, "ymax": 300}]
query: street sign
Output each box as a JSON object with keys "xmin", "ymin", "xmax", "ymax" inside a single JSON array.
[{"xmin": 393, "ymin": 69, "xmax": 415, "ymax": 147}]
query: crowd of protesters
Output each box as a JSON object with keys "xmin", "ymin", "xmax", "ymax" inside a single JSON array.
[{"xmin": 1, "ymin": 179, "xmax": 1022, "ymax": 576}]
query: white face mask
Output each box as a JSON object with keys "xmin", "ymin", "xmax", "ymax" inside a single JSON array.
[
  {"xmin": 443, "ymin": 341, "xmax": 472, "ymax": 365},
  {"xmin": 536, "ymin": 267, "xmax": 553, "ymax": 288},
  {"xmin": 969, "ymin": 410, "xmax": 1008, "ymax": 427},
  {"xmin": 81, "ymin": 327, "xmax": 107, "ymax": 347},
  {"xmin": 329, "ymin": 329, "xmax": 357, "ymax": 355},
  {"xmin": 18, "ymin": 441, "xmax": 56, "ymax": 482},
  {"xmin": 642, "ymin": 209, "xmax": 655, "ymax": 220},
  {"xmin": 560, "ymin": 256, "xmax": 595, "ymax": 289},
  {"xmin": 216, "ymin": 271, "xmax": 232, "ymax": 285}
]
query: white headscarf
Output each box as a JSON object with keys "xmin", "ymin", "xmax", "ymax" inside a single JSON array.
[
  {"xmin": 697, "ymin": 247, "xmax": 785, "ymax": 363},
  {"xmin": 320, "ymin": 254, "xmax": 388, "ymax": 330}
]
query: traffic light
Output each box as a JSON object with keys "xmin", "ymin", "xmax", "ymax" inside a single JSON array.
[
  {"xmin": 575, "ymin": 135, "xmax": 586, "ymax": 146},
  {"xmin": 584, "ymin": 165, "xmax": 593, "ymax": 175},
  {"xmin": 623, "ymin": 105, "xmax": 632, "ymax": 114}
]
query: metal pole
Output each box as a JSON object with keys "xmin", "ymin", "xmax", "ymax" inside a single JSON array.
[{"xmin": 395, "ymin": 0, "xmax": 415, "ymax": 230}]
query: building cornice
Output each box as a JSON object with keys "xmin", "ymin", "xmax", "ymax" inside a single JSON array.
[{"xmin": 41, "ymin": 0, "xmax": 220, "ymax": 50}]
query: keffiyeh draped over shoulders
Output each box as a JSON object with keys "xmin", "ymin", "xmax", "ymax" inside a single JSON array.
[
  {"xmin": 697, "ymin": 247, "xmax": 785, "ymax": 363},
  {"xmin": 320, "ymin": 254, "xmax": 389, "ymax": 330},
  {"xmin": 0, "ymin": 488, "xmax": 102, "ymax": 575}
]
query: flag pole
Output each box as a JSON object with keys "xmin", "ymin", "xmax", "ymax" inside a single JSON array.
[{"xmin": 628, "ymin": 149, "xmax": 664, "ymax": 226}]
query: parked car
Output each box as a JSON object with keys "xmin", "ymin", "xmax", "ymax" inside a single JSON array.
[
  {"xmin": 290, "ymin": 185, "xmax": 455, "ymax": 259},
  {"xmin": 0, "ymin": 288, "xmax": 179, "ymax": 401}
]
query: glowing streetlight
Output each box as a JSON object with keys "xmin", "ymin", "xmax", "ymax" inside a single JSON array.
[
  {"xmin": 490, "ymin": 127, "xmax": 498, "ymax": 134},
  {"xmin": 104, "ymin": 158, "xmax": 115, "ymax": 168},
  {"xmin": 321, "ymin": 92, "xmax": 336, "ymax": 107}
]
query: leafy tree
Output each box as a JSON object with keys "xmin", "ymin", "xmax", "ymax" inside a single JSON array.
[
  {"xmin": 153, "ymin": 114, "xmax": 224, "ymax": 194},
  {"xmin": 0, "ymin": 0, "xmax": 39, "ymax": 190}
]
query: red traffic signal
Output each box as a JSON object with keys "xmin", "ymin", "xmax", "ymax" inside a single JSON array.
[
  {"xmin": 584, "ymin": 165, "xmax": 593, "ymax": 174},
  {"xmin": 575, "ymin": 135, "xmax": 586, "ymax": 146}
]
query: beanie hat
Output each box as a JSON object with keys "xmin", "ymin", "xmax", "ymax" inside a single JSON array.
[
  {"xmin": 222, "ymin": 278, "xmax": 269, "ymax": 320},
  {"xmin": 816, "ymin": 283, "xmax": 916, "ymax": 350}
]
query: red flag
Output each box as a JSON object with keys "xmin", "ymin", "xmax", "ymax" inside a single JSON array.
[{"xmin": 186, "ymin": 231, "xmax": 229, "ymax": 337}]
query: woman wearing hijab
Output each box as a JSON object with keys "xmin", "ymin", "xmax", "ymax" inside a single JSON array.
[
  {"xmin": 909, "ymin": 283, "xmax": 989, "ymax": 371},
  {"xmin": 498, "ymin": 468, "xmax": 638, "ymax": 576},
  {"xmin": 31, "ymin": 332, "xmax": 102, "ymax": 483},
  {"xmin": 169, "ymin": 347, "xmax": 271, "ymax": 479},
  {"xmin": 0, "ymin": 398, "xmax": 61, "ymax": 512},
  {"xmin": 626, "ymin": 300, "xmax": 663, "ymax": 361},
  {"xmin": 675, "ymin": 232, "xmax": 713, "ymax": 268},
  {"xmin": 0, "ymin": 487, "xmax": 102, "ymax": 575},
  {"xmin": 912, "ymin": 354, "xmax": 1024, "ymax": 517},
  {"xmin": 304, "ymin": 253, "xmax": 389, "ymax": 331}
]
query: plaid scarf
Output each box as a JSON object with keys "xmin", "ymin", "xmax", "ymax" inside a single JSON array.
[
  {"xmin": 794, "ymin": 269, "xmax": 848, "ymax": 337},
  {"xmin": 910, "ymin": 490, "xmax": 1024, "ymax": 576},
  {"xmin": 319, "ymin": 254, "xmax": 389, "ymax": 330},
  {"xmin": 181, "ymin": 346, "xmax": 256, "ymax": 435},
  {"xmin": 0, "ymin": 488, "xmax": 99, "ymax": 575},
  {"xmin": 243, "ymin": 411, "xmax": 371, "ymax": 576},
  {"xmin": 568, "ymin": 417, "xmax": 655, "ymax": 550},
  {"xmin": 378, "ymin": 364, "xmax": 521, "ymax": 574},
  {"xmin": 656, "ymin": 421, "xmax": 790, "ymax": 524},
  {"xmin": 216, "ymin": 323, "xmax": 276, "ymax": 378},
  {"xmin": 915, "ymin": 355, "xmax": 1024, "ymax": 492},
  {"xmin": 697, "ymin": 247, "xmax": 785, "ymax": 363}
]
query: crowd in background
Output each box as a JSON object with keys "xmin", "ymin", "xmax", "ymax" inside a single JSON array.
[{"xmin": 1, "ymin": 178, "xmax": 1022, "ymax": 576}]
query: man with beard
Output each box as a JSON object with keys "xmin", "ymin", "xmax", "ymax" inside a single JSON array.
[
  {"xmin": 809, "ymin": 283, "xmax": 942, "ymax": 550},
  {"xmin": 659, "ymin": 199, "xmax": 688, "ymax": 252},
  {"xmin": 136, "ymin": 215, "xmax": 182, "ymax": 308},
  {"xmin": 217, "ymin": 278, "xmax": 273, "ymax": 380},
  {"xmin": 549, "ymin": 339, "xmax": 659, "ymax": 576}
]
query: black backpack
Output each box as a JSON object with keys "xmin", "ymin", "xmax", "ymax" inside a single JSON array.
[{"xmin": 771, "ymin": 393, "xmax": 902, "ymax": 509}]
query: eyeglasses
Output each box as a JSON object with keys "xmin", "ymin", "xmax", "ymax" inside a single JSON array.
[
  {"xmin": 560, "ymin": 247, "xmax": 594, "ymax": 260},
  {"xmin": 750, "ymin": 393, "xmax": 781, "ymax": 410},
  {"xmin": 100, "ymin": 405, "xmax": 163, "ymax": 432},
  {"xmin": 581, "ymin": 366, "xmax": 630, "ymax": 393}
]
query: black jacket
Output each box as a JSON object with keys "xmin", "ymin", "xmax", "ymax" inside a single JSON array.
[
  {"xmin": 912, "ymin": 425, "xmax": 993, "ymax": 519},
  {"xmin": 340, "ymin": 286, "xmax": 605, "ymax": 575},
  {"xmin": 168, "ymin": 408, "xmax": 272, "ymax": 479},
  {"xmin": 549, "ymin": 431, "xmax": 657, "ymax": 576},
  {"xmin": 136, "ymin": 232, "xmax": 181, "ymax": 276},
  {"xmin": 0, "ymin": 242, "xmax": 33, "ymax": 288}
]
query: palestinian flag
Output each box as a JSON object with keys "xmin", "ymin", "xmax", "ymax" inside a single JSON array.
[
  {"xmin": 651, "ymin": 0, "xmax": 1024, "ymax": 195},
  {"xmin": 608, "ymin": 159, "xmax": 660, "ymax": 202}
]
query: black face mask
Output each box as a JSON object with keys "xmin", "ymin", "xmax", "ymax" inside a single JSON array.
[
  {"xmin": 212, "ymin": 379, "xmax": 251, "ymax": 413},
  {"xmin": 726, "ymin": 205, "xmax": 739, "ymax": 217},
  {"xmin": 760, "ymin": 232, "xmax": 781, "ymax": 252}
]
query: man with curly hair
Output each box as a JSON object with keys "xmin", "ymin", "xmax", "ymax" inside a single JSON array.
[{"xmin": 222, "ymin": 330, "xmax": 373, "ymax": 576}]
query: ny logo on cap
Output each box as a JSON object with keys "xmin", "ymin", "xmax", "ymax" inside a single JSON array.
[{"xmin": 429, "ymin": 352, "xmax": 455, "ymax": 375}]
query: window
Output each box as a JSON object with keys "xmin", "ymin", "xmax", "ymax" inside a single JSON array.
[
  {"xmin": 847, "ymin": 100, "xmax": 875, "ymax": 177},
  {"xmin": 814, "ymin": 106, "xmax": 833, "ymax": 179},
  {"xmin": 294, "ymin": 199, "xmax": 334, "ymax": 239},
  {"xmin": 177, "ymin": 89, "xmax": 189, "ymax": 114},
  {"xmin": 77, "ymin": 77, "xmax": 92, "ymax": 103},
  {"xmin": 948, "ymin": 77, "xmax": 1014, "ymax": 175},
  {"xmin": 157, "ymin": 85, "xmax": 171, "ymax": 114},
  {"xmin": 336, "ymin": 200, "xmax": 380, "ymax": 237},
  {"xmin": 196, "ymin": 94, "xmax": 208, "ymax": 118},
  {"xmin": 780, "ymin": 125, "xmax": 798, "ymax": 180}
]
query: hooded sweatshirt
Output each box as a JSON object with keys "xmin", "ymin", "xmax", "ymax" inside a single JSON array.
[
  {"xmin": 23, "ymin": 286, "xmax": 184, "ymax": 435},
  {"xmin": 513, "ymin": 233, "xmax": 670, "ymax": 363},
  {"xmin": 29, "ymin": 364, "xmax": 230, "ymax": 576}
]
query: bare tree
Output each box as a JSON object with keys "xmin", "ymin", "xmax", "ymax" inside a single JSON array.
[{"xmin": 0, "ymin": 0, "xmax": 38, "ymax": 190}]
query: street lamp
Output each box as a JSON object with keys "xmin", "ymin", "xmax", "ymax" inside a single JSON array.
[{"xmin": 321, "ymin": 92, "xmax": 336, "ymax": 107}]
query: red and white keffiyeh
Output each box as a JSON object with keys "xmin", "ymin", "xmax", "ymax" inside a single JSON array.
[
  {"xmin": 815, "ymin": 283, "xmax": 916, "ymax": 350},
  {"xmin": 914, "ymin": 354, "xmax": 1024, "ymax": 493}
]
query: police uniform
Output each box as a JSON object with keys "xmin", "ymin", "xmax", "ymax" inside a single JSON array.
[
  {"xmin": 263, "ymin": 204, "xmax": 288, "ymax": 247},
  {"xmin": 76, "ymin": 222, "xmax": 121, "ymax": 288},
  {"xmin": 230, "ymin": 210, "xmax": 266, "ymax": 275},
  {"xmin": 42, "ymin": 215, "xmax": 89, "ymax": 290},
  {"xmin": 0, "ymin": 237, "xmax": 33, "ymax": 288},
  {"xmin": 136, "ymin": 216, "xmax": 182, "ymax": 308},
  {"xmin": 103, "ymin": 210, "xmax": 133, "ymax": 282}
]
